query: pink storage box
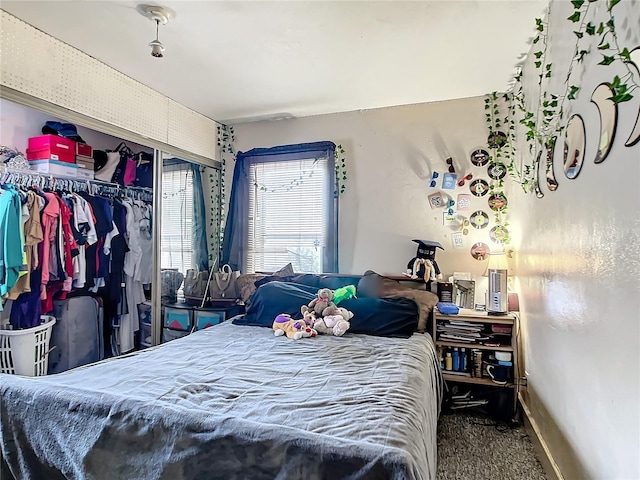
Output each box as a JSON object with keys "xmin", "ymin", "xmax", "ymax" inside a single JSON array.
[{"xmin": 27, "ymin": 135, "xmax": 76, "ymax": 163}]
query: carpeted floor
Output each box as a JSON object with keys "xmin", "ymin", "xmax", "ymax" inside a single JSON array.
[{"xmin": 437, "ymin": 412, "xmax": 547, "ymax": 479}]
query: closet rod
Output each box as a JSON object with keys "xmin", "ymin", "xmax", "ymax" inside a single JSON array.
[{"xmin": 0, "ymin": 166, "xmax": 154, "ymax": 199}]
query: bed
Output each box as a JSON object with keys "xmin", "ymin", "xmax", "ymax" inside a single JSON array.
[{"xmin": 1, "ymin": 278, "xmax": 443, "ymax": 480}]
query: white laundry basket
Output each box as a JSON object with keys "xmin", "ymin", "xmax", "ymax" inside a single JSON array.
[{"xmin": 0, "ymin": 316, "xmax": 56, "ymax": 376}]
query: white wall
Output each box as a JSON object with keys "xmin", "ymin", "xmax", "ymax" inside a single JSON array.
[
  {"xmin": 233, "ymin": 96, "xmax": 506, "ymax": 296},
  {"xmin": 508, "ymin": 1, "xmax": 640, "ymax": 478},
  {"xmin": 0, "ymin": 97, "xmax": 153, "ymax": 154}
]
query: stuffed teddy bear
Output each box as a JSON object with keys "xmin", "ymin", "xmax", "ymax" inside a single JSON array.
[
  {"xmin": 304, "ymin": 288, "xmax": 336, "ymax": 317},
  {"xmin": 313, "ymin": 307, "xmax": 353, "ymax": 337},
  {"xmin": 273, "ymin": 313, "xmax": 317, "ymax": 340}
]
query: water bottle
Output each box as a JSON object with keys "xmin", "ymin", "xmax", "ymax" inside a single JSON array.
[
  {"xmin": 452, "ymin": 347, "xmax": 460, "ymax": 371},
  {"xmin": 460, "ymin": 348, "xmax": 467, "ymax": 372},
  {"xmin": 445, "ymin": 350, "xmax": 453, "ymax": 371}
]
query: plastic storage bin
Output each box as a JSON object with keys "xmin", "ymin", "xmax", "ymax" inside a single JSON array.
[
  {"xmin": 193, "ymin": 309, "xmax": 225, "ymax": 331},
  {"xmin": 138, "ymin": 302, "xmax": 152, "ymax": 348},
  {"xmin": 163, "ymin": 306, "xmax": 192, "ymax": 331},
  {"xmin": 0, "ymin": 316, "xmax": 56, "ymax": 376}
]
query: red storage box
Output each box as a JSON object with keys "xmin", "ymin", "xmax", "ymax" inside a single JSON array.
[
  {"xmin": 27, "ymin": 135, "xmax": 76, "ymax": 163},
  {"xmin": 76, "ymin": 142, "xmax": 93, "ymax": 158}
]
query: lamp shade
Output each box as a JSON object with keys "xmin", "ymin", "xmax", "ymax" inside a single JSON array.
[{"xmin": 487, "ymin": 252, "xmax": 509, "ymax": 270}]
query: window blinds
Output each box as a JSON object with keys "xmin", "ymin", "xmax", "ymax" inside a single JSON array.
[
  {"xmin": 247, "ymin": 157, "xmax": 328, "ymax": 273},
  {"xmin": 161, "ymin": 166, "xmax": 194, "ymax": 275}
]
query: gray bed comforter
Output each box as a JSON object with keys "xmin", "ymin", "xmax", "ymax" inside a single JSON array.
[{"xmin": 1, "ymin": 322, "xmax": 443, "ymax": 480}]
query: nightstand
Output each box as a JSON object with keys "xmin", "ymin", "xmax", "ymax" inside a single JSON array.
[{"xmin": 433, "ymin": 307, "xmax": 520, "ymax": 421}]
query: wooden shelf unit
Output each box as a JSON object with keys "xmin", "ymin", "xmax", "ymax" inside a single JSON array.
[{"xmin": 433, "ymin": 308, "xmax": 519, "ymax": 419}]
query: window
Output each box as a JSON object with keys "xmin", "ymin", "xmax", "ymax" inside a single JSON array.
[
  {"xmin": 161, "ymin": 164, "xmax": 194, "ymax": 275},
  {"xmin": 222, "ymin": 142, "xmax": 337, "ymax": 274}
]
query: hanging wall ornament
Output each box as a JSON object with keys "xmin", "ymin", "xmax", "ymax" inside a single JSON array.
[
  {"xmin": 469, "ymin": 178, "xmax": 489, "ymax": 197},
  {"xmin": 470, "ymin": 148, "xmax": 490, "ymax": 167},
  {"xmin": 487, "ymin": 131, "xmax": 507, "ymax": 149},
  {"xmin": 490, "ymin": 226, "xmax": 509, "ymax": 244},
  {"xmin": 545, "ymin": 137, "xmax": 558, "ymax": 192},
  {"xmin": 488, "ymin": 193, "xmax": 508, "ymax": 211},
  {"xmin": 470, "ymin": 210, "xmax": 489, "ymax": 229},
  {"xmin": 488, "ymin": 162, "xmax": 507, "ymax": 180},
  {"xmin": 470, "ymin": 242, "xmax": 490, "ymax": 261}
]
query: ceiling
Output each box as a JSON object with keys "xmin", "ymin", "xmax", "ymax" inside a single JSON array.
[{"xmin": 1, "ymin": 1, "xmax": 548, "ymax": 124}]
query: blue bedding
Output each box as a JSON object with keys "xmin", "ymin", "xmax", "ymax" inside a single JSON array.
[
  {"xmin": 236, "ymin": 281, "xmax": 420, "ymax": 337},
  {"xmin": 1, "ymin": 321, "xmax": 442, "ymax": 480}
]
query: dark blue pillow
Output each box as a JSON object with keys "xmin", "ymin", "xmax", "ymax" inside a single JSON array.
[
  {"xmin": 234, "ymin": 282, "xmax": 316, "ymax": 327},
  {"xmin": 233, "ymin": 281, "xmax": 419, "ymax": 337},
  {"xmin": 341, "ymin": 297, "xmax": 418, "ymax": 337}
]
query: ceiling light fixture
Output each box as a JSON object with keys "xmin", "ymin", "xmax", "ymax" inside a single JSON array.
[{"xmin": 136, "ymin": 4, "xmax": 175, "ymax": 59}]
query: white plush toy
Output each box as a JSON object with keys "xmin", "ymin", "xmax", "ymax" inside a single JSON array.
[{"xmin": 313, "ymin": 307, "xmax": 353, "ymax": 337}]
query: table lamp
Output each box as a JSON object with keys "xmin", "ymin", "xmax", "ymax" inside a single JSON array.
[{"xmin": 485, "ymin": 252, "xmax": 509, "ymax": 315}]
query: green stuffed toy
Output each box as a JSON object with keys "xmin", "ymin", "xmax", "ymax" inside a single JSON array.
[{"xmin": 333, "ymin": 285, "xmax": 356, "ymax": 305}]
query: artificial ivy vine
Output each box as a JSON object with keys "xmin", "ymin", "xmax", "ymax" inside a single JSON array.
[
  {"xmin": 215, "ymin": 124, "xmax": 236, "ymax": 260},
  {"xmin": 569, "ymin": 0, "xmax": 638, "ymax": 103},
  {"xmin": 484, "ymin": 92, "xmax": 512, "ymax": 246},
  {"xmin": 334, "ymin": 144, "xmax": 347, "ymax": 197},
  {"xmin": 499, "ymin": 0, "xmax": 638, "ymax": 199},
  {"xmin": 208, "ymin": 170, "xmax": 222, "ymax": 265}
]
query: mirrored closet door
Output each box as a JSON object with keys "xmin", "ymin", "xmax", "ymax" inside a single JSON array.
[{"xmin": 153, "ymin": 152, "xmax": 221, "ymax": 346}]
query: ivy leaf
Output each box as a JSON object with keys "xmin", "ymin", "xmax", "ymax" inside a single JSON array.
[
  {"xmin": 607, "ymin": 0, "xmax": 621, "ymax": 10},
  {"xmin": 577, "ymin": 49, "xmax": 589, "ymax": 62},
  {"xmin": 533, "ymin": 36, "xmax": 540, "ymax": 44},
  {"xmin": 574, "ymin": 31, "xmax": 584, "ymax": 38},
  {"xmin": 620, "ymin": 47, "xmax": 631, "ymax": 62},
  {"xmin": 567, "ymin": 11, "xmax": 581, "ymax": 22},
  {"xmin": 535, "ymin": 18, "xmax": 544, "ymax": 31},
  {"xmin": 568, "ymin": 85, "xmax": 580, "ymax": 100},
  {"xmin": 545, "ymin": 63, "xmax": 553, "ymax": 70},
  {"xmin": 606, "ymin": 16, "xmax": 615, "ymax": 29},
  {"xmin": 598, "ymin": 43, "xmax": 610, "ymax": 50},
  {"xmin": 598, "ymin": 55, "xmax": 615, "ymax": 65},
  {"xmin": 585, "ymin": 23, "xmax": 596, "ymax": 35},
  {"xmin": 597, "ymin": 22, "xmax": 605, "ymax": 34},
  {"xmin": 534, "ymin": 51, "xmax": 544, "ymax": 58},
  {"xmin": 571, "ymin": 0, "xmax": 584, "ymax": 7},
  {"xmin": 610, "ymin": 93, "xmax": 633, "ymax": 103},
  {"xmin": 535, "ymin": 61, "xmax": 542, "ymax": 68},
  {"xmin": 611, "ymin": 75, "xmax": 621, "ymax": 88}
]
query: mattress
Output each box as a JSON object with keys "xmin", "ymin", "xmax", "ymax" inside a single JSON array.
[{"xmin": 1, "ymin": 321, "xmax": 443, "ymax": 480}]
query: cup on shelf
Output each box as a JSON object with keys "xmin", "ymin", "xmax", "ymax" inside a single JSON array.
[{"xmin": 486, "ymin": 364, "xmax": 510, "ymax": 385}]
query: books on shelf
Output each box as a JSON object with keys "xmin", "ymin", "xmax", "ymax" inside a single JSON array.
[{"xmin": 442, "ymin": 369, "xmax": 471, "ymax": 377}]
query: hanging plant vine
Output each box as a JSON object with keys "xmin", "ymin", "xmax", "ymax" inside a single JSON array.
[
  {"xmin": 484, "ymin": 92, "xmax": 512, "ymax": 245},
  {"xmin": 500, "ymin": 0, "xmax": 636, "ymax": 199},
  {"xmin": 216, "ymin": 123, "xmax": 236, "ymax": 252},
  {"xmin": 334, "ymin": 144, "xmax": 347, "ymax": 197}
]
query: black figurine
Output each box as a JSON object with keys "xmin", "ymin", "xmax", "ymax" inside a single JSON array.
[{"xmin": 406, "ymin": 239, "xmax": 444, "ymax": 286}]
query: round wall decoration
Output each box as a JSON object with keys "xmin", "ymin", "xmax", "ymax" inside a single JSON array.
[
  {"xmin": 470, "ymin": 210, "xmax": 489, "ymax": 229},
  {"xmin": 488, "ymin": 193, "xmax": 508, "ymax": 211},
  {"xmin": 488, "ymin": 131, "xmax": 507, "ymax": 149},
  {"xmin": 489, "ymin": 226, "xmax": 509, "ymax": 244},
  {"xmin": 488, "ymin": 162, "xmax": 507, "ymax": 180},
  {"xmin": 469, "ymin": 179, "xmax": 489, "ymax": 197},
  {"xmin": 470, "ymin": 242, "xmax": 490, "ymax": 261},
  {"xmin": 470, "ymin": 148, "xmax": 489, "ymax": 167}
]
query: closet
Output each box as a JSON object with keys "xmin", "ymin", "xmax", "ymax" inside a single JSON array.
[{"xmin": 0, "ymin": 97, "xmax": 221, "ymax": 372}]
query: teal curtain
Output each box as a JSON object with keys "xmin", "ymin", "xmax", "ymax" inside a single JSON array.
[{"xmin": 191, "ymin": 163, "xmax": 209, "ymax": 271}]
